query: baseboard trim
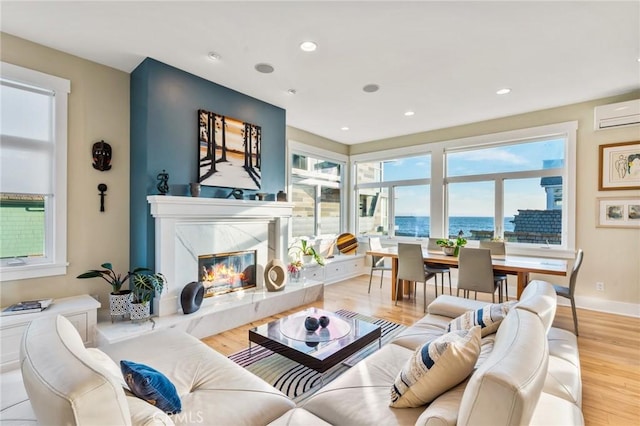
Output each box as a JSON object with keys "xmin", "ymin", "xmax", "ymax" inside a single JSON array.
[{"xmin": 556, "ymin": 295, "xmax": 640, "ymax": 318}]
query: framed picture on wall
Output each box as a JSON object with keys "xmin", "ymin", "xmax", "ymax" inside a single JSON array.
[
  {"xmin": 596, "ymin": 197, "xmax": 640, "ymax": 228},
  {"xmin": 598, "ymin": 141, "xmax": 640, "ymax": 190},
  {"xmin": 198, "ymin": 109, "xmax": 262, "ymax": 190}
]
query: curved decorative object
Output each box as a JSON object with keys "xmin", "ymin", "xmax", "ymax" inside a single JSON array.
[
  {"xmin": 304, "ymin": 316, "xmax": 320, "ymax": 332},
  {"xmin": 337, "ymin": 232, "xmax": 358, "ymax": 255},
  {"xmin": 180, "ymin": 281, "xmax": 204, "ymax": 314},
  {"xmin": 264, "ymin": 259, "xmax": 287, "ymax": 292}
]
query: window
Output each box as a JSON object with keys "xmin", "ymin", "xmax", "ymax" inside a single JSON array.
[
  {"xmin": 289, "ymin": 143, "xmax": 346, "ymax": 237},
  {"xmin": 351, "ymin": 122, "xmax": 577, "ymax": 256},
  {"xmin": 354, "ymin": 153, "xmax": 431, "ymax": 238},
  {"xmin": 0, "ymin": 62, "xmax": 70, "ymax": 280}
]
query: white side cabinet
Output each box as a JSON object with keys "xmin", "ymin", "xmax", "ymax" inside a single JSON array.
[
  {"xmin": 324, "ymin": 254, "xmax": 366, "ymax": 284},
  {"xmin": 0, "ymin": 295, "xmax": 100, "ymax": 372}
]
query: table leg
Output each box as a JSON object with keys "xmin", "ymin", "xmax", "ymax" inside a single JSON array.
[
  {"xmin": 391, "ymin": 258, "xmax": 400, "ymax": 301},
  {"xmin": 516, "ymin": 271, "xmax": 530, "ymax": 299}
]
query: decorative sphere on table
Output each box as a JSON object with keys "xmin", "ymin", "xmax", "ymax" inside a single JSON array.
[
  {"xmin": 304, "ymin": 316, "xmax": 320, "ymax": 332},
  {"xmin": 319, "ymin": 315, "xmax": 330, "ymax": 328}
]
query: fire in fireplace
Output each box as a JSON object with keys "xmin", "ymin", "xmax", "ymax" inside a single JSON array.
[{"xmin": 198, "ymin": 250, "xmax": 257, "ymax": 297}]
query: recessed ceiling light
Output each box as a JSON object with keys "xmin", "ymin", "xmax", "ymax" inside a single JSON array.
[
  {"xmin": 404, "ymin": 111, "xmax": 415, "ymax": 116},
  {"xmin": 255, "ymin": 63, "xmax": 275, "ymax": 74},
  {"xmin": 341, "ymin": 126, "xmax": 350, "ymax": 131},
  {"xmin": 287, "ymin": 89, "xmax": 297, "ymax": 95},
  {"xmin": 207, "ymin": 52, "xmax": 221, "ymax": 61},
  {"xmin": 363, "ymin": 84, "xmax": 380, "ymax": 93},
  {"xmin": 496, "ymin": 88, "xmax": 511, "ymax": 95},
  {"xmin": 300, "ymin": 41, "xmax": 317, "ymax": 52}
]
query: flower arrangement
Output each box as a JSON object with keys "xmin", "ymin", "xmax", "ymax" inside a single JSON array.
[
  {"xmin": 287, "ymin": 259, "xmax": 303, "ymax": 274},
  {"xmin": 288, "ymin": 239, "xmax": 325, "ymax": 266}
]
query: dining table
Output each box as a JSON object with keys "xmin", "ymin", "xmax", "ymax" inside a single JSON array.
[{"xmin": 366, "ymin": 246, "xmax": 568, "ymax": 301}]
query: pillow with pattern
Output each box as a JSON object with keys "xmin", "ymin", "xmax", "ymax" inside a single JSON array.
[
  {"xmin": 448, "ymin": 301, "xmax": 517, "ymax": 337},
  {"xmin": 120, "ymin": 360, "xmax": 181, "ymax": 414},
  {"xmin": 390, "ymin": 326, "xmax": 481, "ymax": 408}
]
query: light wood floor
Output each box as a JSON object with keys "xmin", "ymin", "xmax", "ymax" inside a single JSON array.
[{"xmin": 202, "ymin": 275, "xmax": 640, "ymax": 426}]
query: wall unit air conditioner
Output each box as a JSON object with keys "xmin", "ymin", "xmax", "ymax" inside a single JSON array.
[{"xmin": 594, "ymin": 99, "xmax": 640, "ymax": 130}]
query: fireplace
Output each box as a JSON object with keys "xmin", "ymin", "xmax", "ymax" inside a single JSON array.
[{"xmin": 199, "ymin": 250, "xmax": 257, "ymax": 297}]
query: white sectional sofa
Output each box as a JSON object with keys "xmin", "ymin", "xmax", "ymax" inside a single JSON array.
[{"xmin": 2, "ymin": 280, "xmax": 581, "ymax": 425}]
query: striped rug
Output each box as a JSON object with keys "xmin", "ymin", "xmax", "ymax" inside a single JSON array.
[{"xmin": 228, "ymin": 310, "xmax": 405, "ymax": 402}]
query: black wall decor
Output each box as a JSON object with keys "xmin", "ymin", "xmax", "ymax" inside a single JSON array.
[{"xmin": 92, "ymin": 140, "xmax": 112, "ymax": 171}]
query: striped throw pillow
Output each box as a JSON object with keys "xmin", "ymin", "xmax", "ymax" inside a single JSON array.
[
  {"xmin": 390, "ymin": 326, "xmax": 481, "ymax": 408},
  {"xmin": 448, "ymin": 301, "xmax": 517, "ymax": 337}
]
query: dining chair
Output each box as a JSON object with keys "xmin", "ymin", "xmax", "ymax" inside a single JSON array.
[
  {"xmin": 479, "ymin": 240, "xmax": 509, "ymax": 300},
  {"xmin": 395, "ymin": 243, "xmax": 436, "ymax": 312},
  {"xmin": 456, "ymin": 247, "xmax": 501, "ymax": 303},
  {"xmin": 426, "ymin": 238, "xmax": 452, "ymax": 295},
  {"xmin": 552, "ymin": 249, "xmax": 583, "ymax": 336},
  {"xmin": 368, "ymin": 237, "xmax": 392, "ymax": 293}
]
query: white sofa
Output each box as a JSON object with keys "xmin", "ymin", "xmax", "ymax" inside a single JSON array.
[
  {"xmin": 297, "ymin": 280, "xmax": 583, "ymax": 425},
  {"xmin": 3, "ymin": 280, "xmax": 581, "ymax": 425}
]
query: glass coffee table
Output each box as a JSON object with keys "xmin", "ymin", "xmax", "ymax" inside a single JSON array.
[{"xmin": 248, "ymin": 308, "xmax": 382, "ymax": 375}]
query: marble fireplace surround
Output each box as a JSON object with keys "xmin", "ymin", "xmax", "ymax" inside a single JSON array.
[{"xmin": 147, "ymin": 195, "xmax": 295, "ymax": 317}]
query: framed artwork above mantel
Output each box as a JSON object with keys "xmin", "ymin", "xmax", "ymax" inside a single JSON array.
[
  {"xmin": 598, "ymin": 141, "xmax": 640, "ymax": 191},
  {"xmin": 198, "ymin": 109, "xmax": 262, "ymax": 190}
]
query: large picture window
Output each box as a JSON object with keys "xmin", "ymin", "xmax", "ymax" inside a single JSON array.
[{"xmin": 0, "ymin": 62, "xmax": 70, "ymax": 280}]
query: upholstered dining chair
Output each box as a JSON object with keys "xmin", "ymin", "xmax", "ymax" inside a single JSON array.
[
  {"xmin": 456, "ymin": 247, "xmax": 501, "ymax": 303},
  {"xmin": 479, "ymin": 240, "xmax": 509, "ymax": 300},
  {"xmin": 426, "ymin": 238, "xmax": 452, "ymax": 296},
  {"xmin": 395, "ymin": 243, "xmax": 436, "ymax": 312},
  {"xmin": 552, "ymin": 249, "xmax": 583, "ymax": 336},
  {"xmin": 368, "ymin": 237, "xmax": 392, "ymax": 293}
]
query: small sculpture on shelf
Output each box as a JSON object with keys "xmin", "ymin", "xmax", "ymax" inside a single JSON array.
[{"xmin": 157, "ymin": 169, "xmax": 169, "ymax": 195}]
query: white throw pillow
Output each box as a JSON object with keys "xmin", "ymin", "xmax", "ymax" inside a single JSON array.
[
  {"xmin": 448, "ymin": 301, "xmax": 517, "ymax": 337},
  {"xmin": 390, "ymin": 326, "xmax": 481, "ymax": 408}
]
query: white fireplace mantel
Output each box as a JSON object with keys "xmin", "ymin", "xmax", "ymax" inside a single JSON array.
[{"xmin": 147, "ymin": 195, "xmax": 294, "ymax": 316}]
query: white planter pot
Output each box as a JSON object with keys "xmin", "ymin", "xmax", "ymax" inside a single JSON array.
[
  {"xmin": 109, "ymin": 291, "xmax": 132, "ymax": 322},
  {"xmin": 129, "ymin": 302, "xmax": 150, "ymax": 322}
]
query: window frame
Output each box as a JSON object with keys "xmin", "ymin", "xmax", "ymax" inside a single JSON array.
[
  {"xmin": 350, "ymin": 122, "xmax": 577, "ymax": 258},
  {"xmin": 0, "ymin": 62, "xmax": 70, "ymax": 281},
  {"xmin": 288, "ymin": 140, "xmax": 347, "ymax": 238}
]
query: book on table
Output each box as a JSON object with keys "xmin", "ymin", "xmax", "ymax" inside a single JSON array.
[{"xmin": 1, "ymin": 299, "xmax": 53, "ymax": 316}]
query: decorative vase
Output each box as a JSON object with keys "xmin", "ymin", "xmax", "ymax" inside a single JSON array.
[
  {"xmin": 129, "ymin": 302, "xmax": 150, "ymax": 322},
  {"xmin": 264, "ymin": 259, "xmax": 287, "ymax": 292},
  {"xmin": 304, "ymin": 316, "xmax": 320, "ymax": 332},
  {"xmin": 109, "ymin": 290, "xmax": 132, "ymax": 322},
  {"xmin": 289, "ymin": 269, "xmax": 300, "ymax": 283},
  {"xmin": 319, "ymin": 315, "xmax": 330, "ymax": 328},
  {"xmin": 442, "ymin": 246, "xmax": 456, "ymax": 256},
  {"xmin": 181, "ymin": 281, "xmax": 204, "ymax": 314},
  {"xmin": 189, "ymin": 182, "xmax": 201, "ymax": 197},
  {"xmin": 277, "ymin": 190, "xmax": 287, "ymax": 202}
]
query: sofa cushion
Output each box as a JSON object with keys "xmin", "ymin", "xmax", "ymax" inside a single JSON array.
[
  {"xmin": 20, "ymin": 315, "xmax": 132, "ymax": 426},
  {"xmin": 268, "ymin": 408, "xmax": 332, "ymax": 426},
  {"xmin": 302, "ymin": 343, "xmax": 426, "ymax": 425},
  {"xmin": 515, "ymin": 280, "xmax": 557, "ymax": 332},
  {"xmin": 530, "ymin": 392, "xmax": 584, "ymax": 425},
  {"xmin": 414, "ymin": 380, "xmax": 467, "ymax": 426},
  {"xmin": 447, "ymin": 301, "xmax": 517, "ymax": 337},
  {"xmin": 458, "ymin": 309, "xmax": 549, "ymax": 425},
  {"xmin": 391, "ymin": 313, "xmax": 450, "ymax": 351},
  {"xmin": 390, "ymin": 326, "xmax": 481, "ymax": 408},
  {"xmin": 427, "ymin": 295, "xmax": 488, "ymax": 319},
  {"xmin": 101, "ymin": 329, "xmax": 296, "ymax": 425},
  {"xmin": 545, "ymin": 327, "xmax": 582, "ymax": 406},
  {"xmin": 121, "ymin": 360, "xmax": 182, "ymax": 414},
  {"xmin": 87, "ymin": 347, "xmax": 128, "ymax": 388}
]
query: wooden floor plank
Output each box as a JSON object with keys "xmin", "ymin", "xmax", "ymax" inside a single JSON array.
[{"xmin": 201, "ymin": 274, "xmax": 640, "ymax": 425}]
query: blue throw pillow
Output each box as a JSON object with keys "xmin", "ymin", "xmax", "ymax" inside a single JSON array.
[{"xmin": 120, "ymin": 360, "xmax": 181, "ymax": 414}]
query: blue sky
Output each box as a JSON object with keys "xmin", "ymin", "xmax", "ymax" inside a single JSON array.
[{"xmin": 382, "ymin": 139, "xmax": 564, "ymax": 216}]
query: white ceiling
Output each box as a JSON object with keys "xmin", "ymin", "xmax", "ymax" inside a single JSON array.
[{"xmin": 1, "ymin": 1, "xmax": 639, "ymax": 145}]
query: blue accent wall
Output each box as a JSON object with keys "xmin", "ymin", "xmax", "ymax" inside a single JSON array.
[{"xmin": 130, "ymin": 58, "xmax": 286, "ymax": 269}]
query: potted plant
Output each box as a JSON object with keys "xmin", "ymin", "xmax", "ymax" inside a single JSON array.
[
  {"xmin": 287, "ymin": 259, "xmax": 303, "ymax": 282},
  {"xmin": 129, "ymin": 270, "xmax": 167, "ymax": 322},
  {"xmin": 77, "ymin": 263, "xmax": 149, "ymax": 321},
  {"xmin": 289, "ymin": 239, "xmax": 325, "ymax": 266},
  {"xmin": 436, "ymin": 236, "xmax": 468, "ymax": 256}
]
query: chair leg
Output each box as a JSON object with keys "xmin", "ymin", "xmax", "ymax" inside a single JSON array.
[
  {"xmin": 434, "ymin": 274, "xmax": 438, "ymax": 298},
  {"xmin": 395, "ymin": 278, "xmax": 401, "ymax": 306},
  {"xmin": 423, "ymin": 281, "xmax": 427, "ymax": 313},
  {"xmin": 447, "ymin": 271, "xmax": 452, "ymax": 295},
  {"xmin": 570, "ymin": 297, "xmax": 579, "ymax": 336},
  {"xmin": 504, "ymin": 279, "xmax": 509, "ymax": 301},
  {"xmin": 379, "ymin": 270, "xmax": 384, "ymax": 289},
  {"xmin": 368, "ymin": 269, "xmax": 374, "ymax": 294}
]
